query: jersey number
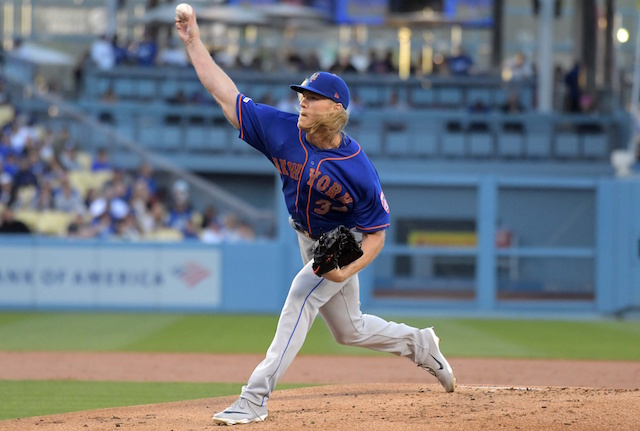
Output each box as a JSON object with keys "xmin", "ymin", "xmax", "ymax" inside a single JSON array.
[{"xmin": 314, "ymin": 200, "xmax": 347, "ymax": 215}]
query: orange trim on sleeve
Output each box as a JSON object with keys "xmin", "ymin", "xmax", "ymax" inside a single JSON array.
[
  {"xmin": 356, "ymin": 223, "xmax": 390, "ymax": 232},
  {"xmin": 237, "ymin": 94, "xmax": 244, "ymax": 140}
]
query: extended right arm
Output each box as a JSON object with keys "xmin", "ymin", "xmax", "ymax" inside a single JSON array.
[{"xmin": 175, "ymin": 5, "xmax": 240, "ymax": 129}]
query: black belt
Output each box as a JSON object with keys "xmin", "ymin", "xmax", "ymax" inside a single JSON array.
[{"xmin": 292, "ymin": 221, "xmax": 321, "ymax": 240}]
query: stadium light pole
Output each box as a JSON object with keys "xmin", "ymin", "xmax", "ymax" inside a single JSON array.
[{"xmin": 628, "ymin": 4, "xmax": 640, "ymax": 155}]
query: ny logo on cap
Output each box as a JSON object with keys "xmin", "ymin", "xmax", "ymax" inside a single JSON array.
[{"xmin": 309, "ymin": 72, "xmax": 319, "ymax": 82}]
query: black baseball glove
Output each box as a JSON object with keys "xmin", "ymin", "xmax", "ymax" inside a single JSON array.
[{"xmin": 312, "ymin": 226, "xmax": 363, "ymax": 276}]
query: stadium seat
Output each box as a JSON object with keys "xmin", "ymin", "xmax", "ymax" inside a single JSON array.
[
  {"xmin": 148, "ymin": 228, "xmax": 184, "ymax": 241},
  {"xmin": 159, "ymin": 125, "xmax": 183, "ymax": 150},
  {"xmin": 185, "ymin": 126, "xmax": 210, "ymax": 150},
  {"xmin": 13, "ymin": 209, "xmax": 40, "ymax": 231},
  {"xmin": 497, "ymin": 133, "xmax": 524, "ymax": 158},
  {"xmin": 409, "ymin": 87, "xmax": 435, "ymax": 107},
  {"xmin": 582, "ymin": 133, "xmax": 609, "ymax": 159},
  {"xmin": 555, "ymin": 133, "xmax": 580, "ymax": 159},
  {"xmin": 16, "ymin": 186, "xmax": 37, "ymax": 208},
  {"xmin": 525, "ymin": 133, "xmax": 552, "ymax": 158},
  {"xmin": 438, "ymin": 87, "xmax": 463, "ymax": 107},
  {"xmin": 385, "ymin": 127, "xmax": 410, "ymax": 157},
  {"xmin": 411, "ymin": 127, "xmax": 439, "ymax": 157},
  {"xmin": 469, "ymin": 132, "xmax": 494, "ymax": 158},
  {"xmin": 36, "ymin": 211, "xmax": 74, "ymax": 236}
]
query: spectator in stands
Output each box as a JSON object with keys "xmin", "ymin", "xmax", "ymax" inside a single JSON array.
[
  {"xmin": 66, "ymin": 211, "xmax": 88, "ymax": 237},
  {"xmin": 111, "ymin": 35, "xmax": 129, "ymax": 66},
  {"xmin": 367, "ymin": 49, "xmax": 395, "ymax": 75},
  {"xmin": 129, "ymin": 178, "xmax": 153, "ymax": 234},
  {"xmin": 157, "ymin": 39, "xmax": 188, "ymax": 67},
  {"xmin": 329, "ymin": 52, "xmax": 358, "ymax": 75},
  {"xmin": 283, "ymin": 49, "xmax": 306, "ymax": 73},
  {"xmin": 501, "ymin": 91, "xmax": 526, "ymax": 113},
  {"xmin": 9, "ymin": 115, "xmax": 36, "ymax": 155},
  {"xmin": 91, "ymin": 148, "xmax": 112, "ymax": 172},
  {"xmin": 446, "ymin": 47, "xmax": 474, "ymax": 76},
  {"xmin": 0, "ymin": 172, "xmax": 13, "ymax": 207},
  {"xmin": 200, "ymin": 218, "xmax": 225, "ymax": 243},
  {"xmin": 469, "ymin": 99, "xmax": 490, "ymax": 113},
  {"xmin": 12, "ymin": 155, "xmax": 38, "ymax": 191},
  {"xmin": 181, "ymin": 217, "xmax": 200, "ymax": 240},
  {"xmin": 387, "ymin": 90, "xmax": 408, "ymax": 112},
  {"xmin": 135, "ymin": 32, "xmax": 158, "ymax": 66},
  {"xmin": 200, "ymin": 205, "xmax": 220, "ymax": 229},
  {"xmin": 167, "ymin": 179, "xmax": 192, "ymax": 231},
  {"xmin": 100, "ymin": 87, "xmax": 118, "ymax": 103},
  {"xmin": 90, "ymin": 34, "xmax": 116, "ymax": 70},
  {"xmin": 108, "ymin": 180, "xmax": 131, "ymax": 224},
  {"xmin": 502, "ymin": 52, "xmax": 534, "ymax": 81},
  {"xmin": 564, "ymin": 60, "xmax": 582, "ymax": 112},
  {"xmin": 146, "ymin": 200, "xmax": 168, "ymax": 235},
  {"xmin": 53, "ymin": 174, "xmax": 84, "ymax": 213},
  {"xmin": 167, "ymin": 89, "xmax": 188, "ymax": 105},
  {"xmin": 114, "ymin": 212, "xmax": 142, "ymax": 241},
  {"xmin": 220, "ymin": 213, "xmax": 248, "ymax": 243},
  {"xmin": 89, "ymin": 206, "xmax": 114, "ymax": 239},
  {"xmin": 135, "ymin": 162, "xmax": 158, "ymax": 198},
  {"xmin": 33, "ymin": 179, "xmax": 55, "ymax": 211},
  {"xmin": 38, "ymin": 145, "xmax": 58, "ymax": 180},
  {"xmin": 0, "ymin": 131, "xmax": 12, "ymax": 160},
  {"xmin": 0, "ymin": 206, "xmax": 31, "ymax": 234},
  {"xmin": 27, "ymin": 148, "xmax": 46, "ymax": 179},
  {"xmin": 59, "ymin": 142, "xmax": 83, "ymax": 171},
  {"xmin": 1, "ymin": 151, "xmax": 18, "ymax": 179}
]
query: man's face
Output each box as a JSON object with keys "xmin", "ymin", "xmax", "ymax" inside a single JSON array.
[{"xmin": 296, "ymin": 90, "xmax": 340, "ymax": 131}]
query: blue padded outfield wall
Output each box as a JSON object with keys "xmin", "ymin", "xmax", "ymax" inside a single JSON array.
[{"xmin": 0, "ymin": 175, "xmax": 639, "ymax": 317}]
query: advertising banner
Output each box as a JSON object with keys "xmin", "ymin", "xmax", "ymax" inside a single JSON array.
[{"xmin": 0, "ymin": 244, "xmax": 221, "ymax": 310}]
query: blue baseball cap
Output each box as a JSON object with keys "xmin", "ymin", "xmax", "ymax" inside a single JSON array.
[{"xmin": 290, "ymin": 72, "xmax": 350, "ymax": 109}]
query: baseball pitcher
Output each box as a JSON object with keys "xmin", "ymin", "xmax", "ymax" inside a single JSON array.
[{"xmin": 175, "ymin": 4, "xmax": 456, "ymax": 425}]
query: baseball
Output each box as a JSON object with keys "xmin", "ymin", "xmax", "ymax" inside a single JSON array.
[{"xmin": 176, "ymin": 3, "xmax": 193, "ymax": 21}]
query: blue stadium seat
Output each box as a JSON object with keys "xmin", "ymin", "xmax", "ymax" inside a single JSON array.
[
  {"xmin": 385, "ymin": 129, "xmax": 410, "ymax": 157},
  {"xmin": 442, "ymin": 132, "xmax": 466, "ymax": 157},
  {"xmin": 412, "ymin": 130, "xmax": 439, "ymax": 157},
  {"xmin": 555, "ymin": 133, "xmax": 580, "ymax": 158},
  {"xmin": 497, "ymin": 133, "xmax": 524, "ymax": 158},
  {"xmin": 582, "ymin": 133, "xmax": 609, "ymax": 159},
  {"xmin": 469, "ymin": 133, "xmax": 494, "ymax": 157},
  {"xmin": 160, "ymin": 125, "xmax": 182, "ymax": 150},
  {"xmin": 113, "ymin": 79, "xmax": 136, "ymax": 99},
  {"xmin": 185, "ymin": 126, "xmax": 209, "ymax": 150},
  {"xmin": 467, "ymin": 88, "xmax": 493, "ymax": 107},
  {"xmin": 409, "ymin": 87, "xmax": 435, "ymax": 107},
  {"xmin": 525, "ymin": 132, "xmax": 552, "ymax": 158},
  {"xmin": 135, "ymin": 80, "xmax": 156, "ymax": 100},
  {"xmin": 437, "ymin": 87, "xmax": 464, "ymax": 107},
  {"xmin": 138, "ymin": 125, "xmax": 161, "ymax": 149},
  {"xmin": 354, "ymin": 129, "xmax": 382, "ymax": 156}
]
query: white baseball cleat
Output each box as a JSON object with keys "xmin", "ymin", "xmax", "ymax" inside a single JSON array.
[
  {"xmin": 418, "ymin": 327, "xmax": 456, "ymax": 393},
  {"xmin": 212, "ymin": 397, "xmax": 268, "ymax": 425}
]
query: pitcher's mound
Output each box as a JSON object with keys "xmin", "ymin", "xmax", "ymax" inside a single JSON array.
[{"xmin": 4, "ymin": 383, "xmax": 639, "ymax": 431}]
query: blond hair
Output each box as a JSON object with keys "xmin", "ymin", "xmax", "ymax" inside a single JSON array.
[
  {"xmin": 296, "ymin": 78, "xmax": 349, "ymax": 135},
  {"xmin": 305, "ymin": 108, "xmax": 349, "ymax": 135}
]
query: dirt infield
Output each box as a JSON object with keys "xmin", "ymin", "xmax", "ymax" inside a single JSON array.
[{"xmin": 1, "ymin": 352, "xmax": 639, "ymax": 431}]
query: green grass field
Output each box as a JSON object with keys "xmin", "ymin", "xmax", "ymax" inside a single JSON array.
[{"xmin": 1, "ymin": 312, "xmax": 639, "ymax": 420}]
